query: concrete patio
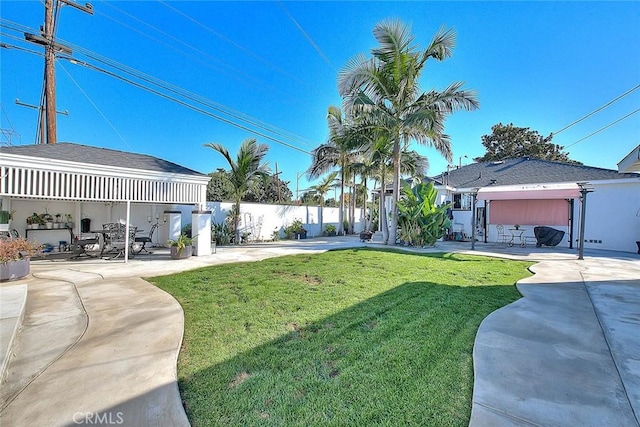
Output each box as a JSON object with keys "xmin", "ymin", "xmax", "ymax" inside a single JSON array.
[{"xmin": 0, "ymin": 236, "xmax": 638, "ymax": 426}]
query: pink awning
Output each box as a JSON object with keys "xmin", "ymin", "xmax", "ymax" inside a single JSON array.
[{"xmin": 477, "ymin": 183, "xmax": 580, "ymax": 200}]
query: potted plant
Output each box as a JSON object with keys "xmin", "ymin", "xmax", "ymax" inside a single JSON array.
[
  {"xmin": 167, "ymin": 234, "xmax": 193, "ymax": 259},
  {"xmin": 0, "ymin": 210, "xmax": 12, "ymax": 232},
  {"xmin": 0, "ymin": 238, "xmax": 42, "ymax": 281},
  {"xmin": 43, "ymin": 213, "xmax": 54, "ymax": 229},
  {"xmin": 26, "ymin": 213, "xmax": 39, "ymax": 229},
  {"xmin": 285, "ymin": 219, "xmax": 307, "ymax": 239},
  {"xmin": 324, "ymin": 224, "xmax": 337, "ymax": 236}
]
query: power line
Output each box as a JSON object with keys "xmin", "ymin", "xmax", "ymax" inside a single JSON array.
[
  {"xmin": 61, "ymin": 56, "xmax": 313, "ymax": 155},
  {"xmin": 2, "ymin": 17, "xmax": 321, "ymax": 150},
  {"xmin": 564, "ymin": 108, "xmax": 640, "ymax": 149},
  {"xmin": 61, "ymin": 39, "xmax": 319, "ymax": 149},
  {"xmin": 58, "ymin": 61, "xmax": 134, "ymax": 151},
  {"xmin": 98, "ymin": 2, "xmax": 266, "ymax": 89},
  {"xmin": 97, "ymin": 3, "xmax": 319, "ymax": 133},
  {"xmin": 277, "ymin": 1, "xmax": 335, "ymax": 71},
  {"xmin": 2, "ymin": 32, "xmax": 318, "ymax": 152},
  {"xmin": 70, "ymin": 46, "xmax": 316, "ymax": 150},
  {"xmin": 553, "ymin": 84, "xmax": 640, "ymax": 135},
  {"xmin": 158, "ymin": 0, "xmax": 309, "ymax": 90}
]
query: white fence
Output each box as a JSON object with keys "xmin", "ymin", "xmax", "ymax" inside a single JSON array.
[{"xmin": 172, "ymin": 202, "xmax": 365, "ymax": 241}]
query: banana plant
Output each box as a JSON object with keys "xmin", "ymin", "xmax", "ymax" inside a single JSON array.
[{"xmin": 397, "ymin": 181, "xmax": 451, "ymax": 246}]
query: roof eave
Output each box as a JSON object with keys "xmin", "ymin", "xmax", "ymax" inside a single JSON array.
[{"xmin": 1, "ymin": 153, "xmax": 210, "ymax": 184}]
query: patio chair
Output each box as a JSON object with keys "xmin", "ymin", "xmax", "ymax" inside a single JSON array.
[
  {"xmin": 134, "ymin": 223, "xmax": 158, "ymax": 254},
  {"xmin": 494, "ymin": 224, "xmax": 509, "ymax": 245},
  {"xmin": 102, "ymin": 223, "xmax": 140, "ymax": 259},
  {"xmin": 0, "ymin": 229, "xmax": 20, "ymax": 240}
]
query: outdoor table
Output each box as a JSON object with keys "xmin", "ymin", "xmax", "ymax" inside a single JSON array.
[
  {"xmin": 508, "ymin": 228, "xmax": 526, "ymax": 247},
  {"xmin": 91, "ymin": 228, "xmax": 141, "ymax": 259}
]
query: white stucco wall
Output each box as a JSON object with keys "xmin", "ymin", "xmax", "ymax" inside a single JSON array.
[
  {"xmin": 574, "ymin": 180, "xmax": 640, "ymax": 253},
  {"xmin": 170, "ymin": 202, "xmax": 364, "ymax": 241}
]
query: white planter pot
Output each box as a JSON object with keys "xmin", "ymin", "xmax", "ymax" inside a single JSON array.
[
  {"xmin": 0, "ymin": 223, "xmax": 9, "ymax": 232},
  {"xmin": 0, "ymin": 259, "xmax": 30, "ymax": 281},
  {"xmin": 170, "ymin": 245, "xmax": 193, "ymax": 259}
]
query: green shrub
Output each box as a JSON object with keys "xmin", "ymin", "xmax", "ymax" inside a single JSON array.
[{"xmin": 324, "ymin": 224, "xmax": 336, "ymax": 235}]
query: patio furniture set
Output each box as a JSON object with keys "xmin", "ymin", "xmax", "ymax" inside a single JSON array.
[
  {"xmin": 71, "ymin": 223, "xmax": 157, "ymax": 260},
  {"xmin": 494, "ymin": 224, "xmax": 565, "ymax": 248}
]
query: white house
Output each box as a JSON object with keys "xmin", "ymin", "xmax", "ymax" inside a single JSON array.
[
  {"xmin": 430, "ymin": 148, "xmax": 640, "ymax": 254},
  {"xmin": 0, "ymin": 142, "xmax": 212, "ymax": 258}
]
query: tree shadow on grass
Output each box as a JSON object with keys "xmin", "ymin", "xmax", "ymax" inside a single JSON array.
[{"xmin": 178, "ymin": 280, "xmax": 521, "ymax": 427}]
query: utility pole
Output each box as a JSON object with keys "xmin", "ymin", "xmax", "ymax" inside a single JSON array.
[
  {"xmin": 296, "ymin": 172, "xmax": 304, "ymax": 204},
  {"xmin": 15, "ymin": 99, "xmax": 68, "ymax": 144},
  {"xmin": 25, "ymin": 0, "xmax": 92, "ymax": 144},
  {"xmin": 43, "ymin": 0, "xmax": 57, "ymax": 144}
]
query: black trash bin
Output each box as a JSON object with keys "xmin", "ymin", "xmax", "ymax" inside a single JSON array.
[
  {"xmin": 81, "ymin": 218, "xmax": 91, "ymax": 233},
  {"xmin": 533, "ymin": 226, "xmax": 565, "ymax": 247}
]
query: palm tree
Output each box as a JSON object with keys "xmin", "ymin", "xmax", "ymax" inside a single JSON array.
[
  {"xmin": 349, "ymin": 155, "xmax": 375, "ymax": 232},
  {"xmin": 365, "ymin": 132, "xmax": 429, "ymax": 243},
  {"xmin": 338, "ymin": 19, "xmax": 479, "ymax": 244},
  {"xmin": 204, "ymin": 138, "xmax": 270, "ymax": 244},
  {"xmin": 307, "ymin": 106, "xmax": 361, "ymax": 235},
  {"xmin": 308, "ymin": 171, "xmax": 339, "ymax": 234}
]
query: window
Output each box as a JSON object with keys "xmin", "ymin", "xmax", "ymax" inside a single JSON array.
[{"xmin": 453, "ymin": 193, "xmax": 472, "ymax": 210}]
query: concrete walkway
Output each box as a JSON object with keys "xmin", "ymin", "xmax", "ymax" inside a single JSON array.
[
  {"xmin": 468, "ymin": 251, "xmax": 640, "ymax": 426},
  {"xmin": 0, "ymin": 237, "xmax": 638, "ymax": 426}
]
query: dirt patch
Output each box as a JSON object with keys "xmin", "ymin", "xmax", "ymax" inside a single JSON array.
[
  {"xmin": 365, "ymin": 320, "xmax": 378, "ymax": 330},
  {"xmin": 302, "ymin": 274, "xmax": 322, "ymax": 285},
  {"xmin": 229, "ymin": 371, "xmax": 251, "ymax": 388},
  {"xmin": 326, "ymin": 360, "xmax": 340, "ymax": 378},
  {"xmin": 286, "ymin": 322, "xmax": 301, "ymax": 332}
]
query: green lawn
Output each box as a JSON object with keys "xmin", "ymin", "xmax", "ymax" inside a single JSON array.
[{"xmin": 151, "ymin": 248, "xmax": 532, "ymax": 427}]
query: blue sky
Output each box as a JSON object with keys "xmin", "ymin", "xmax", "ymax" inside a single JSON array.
[{"xmin": 1, "ymin": 1, "xmax": 639, "ymax": 197}]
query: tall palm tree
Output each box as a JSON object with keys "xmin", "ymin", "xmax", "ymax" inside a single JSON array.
[
  {"xmin": 365, "ymin": 133, "xmax": 429, "ymax": 243},
  {"xmin": 204, "ymin": 138, "xmax": 270, "ymax": 244},
  {"xmin": 307, "ymin": 106, "xmax": 361, "ymax": 235},
  {"xmin": 349, "ymin": 155, "xmax": 376, "ymax": 232},
  {"xmin": 308, "ymin": 171, "xmax": 338, "ymax": 234},
  {"xmin": 338, "ymin": 19, "xmax": 479, "ymax": 244}
]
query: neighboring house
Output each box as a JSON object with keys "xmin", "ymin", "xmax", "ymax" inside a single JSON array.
[
  {"xmin": 618, "ymin": 144, "xmax": 640, "ymax": 174},
  {"xmin": 0, "ymin": 142, "xmax": 212, "ymax": 257},
  {"xmin": 430, "ymin": 151, "xmax": 640, "ymax": 253}
]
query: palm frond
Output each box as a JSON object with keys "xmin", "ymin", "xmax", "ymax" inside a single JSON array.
[
  {"xmin": 372, "ymin": 19, "xmax": 416, "ymax": 63},
  {"xmin": 204, "ymin": 142, "xmax": 234, "ymax": 168},
  {"xmin": 422, "ymin": 26, "xmax": 457, "ymax": 63}
]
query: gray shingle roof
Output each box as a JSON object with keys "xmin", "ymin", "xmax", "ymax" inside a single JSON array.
[
  {"xmin": 431, "ymin": 157, "xmax": 638, "ymax": 188},
  {"xmin": 0, "ymin": 142, "xmax": 205, "ymax": 176}
]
